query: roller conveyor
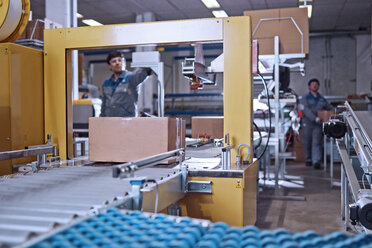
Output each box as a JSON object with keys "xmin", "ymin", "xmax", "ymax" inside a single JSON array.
[
  {"xmin": 22, "ymin": 208, "xmax": 372, "ymax": 248},
  {"xmin": 0, "ymin": 165, "xmax": 183, "ymax": 246},
  {"xmin": 332, "ymin": 103, "xmax": 372, "ymax": 233}
]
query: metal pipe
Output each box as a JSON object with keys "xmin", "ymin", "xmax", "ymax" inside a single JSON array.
[
  {"xmin": 330, "ymin": 137, "xmax": 334, "ymax": 188},
  {"xmin": 324, "ymin": 135, "xmax": 327, "ymax": 172},
  {"xmin": 227, "ymin": 150, "xmax": 231, "ymax": 170},
  {"xmin": 0, "ymin": 146, "xmax": 55, "ymax": 161},
  {"xmin": 221, "ymin": 145, "xmax": 233, "ymax": 170},
  {"xmin": 336, "ymin": 140, "xmax": 360, "ymax": 201},
  {"xmin": 274, "ymin": 35, "xmax": 280, "ymax": 196},
  {"xmin": 341, "ymin": 165, "xmax": 345, "ymax": 219},
  {"xmin": 345, "ymin": 178, "xmax": 349, "ymax": 230},
  {"xmin": 113, "ymin": 149, "xmax": 183, "ymax": 178},
  {"xmin": 221, "ymin": 150, "xmax": 226, "ymax": 170}
]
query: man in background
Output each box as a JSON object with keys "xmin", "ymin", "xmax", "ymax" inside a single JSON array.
[
  {"xmin": 100, "ymin": 51, "xmax": 152, "ymax": 117},
  {"xmin": 301, "ymin": 78, "xmax": 333, "ymax": 169}
]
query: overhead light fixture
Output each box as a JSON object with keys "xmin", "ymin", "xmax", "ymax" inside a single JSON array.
[
  {"xmin": 201, "ymin": 0, "xmax": 220, "ymax": 9},
  {"xmin": 82, "ymin": 19, "xmax": 103, "ymax": 26},
  {"xmin": 212, "ymin": 10, "xmax": 228, "ymax": 18},
  {"xmin": 299, "ymin": 4, "xmax": 312, "ymax": 18},
  {"xmin": 76, "ymin": 13, "xmax": 83, "ymax": 19}
]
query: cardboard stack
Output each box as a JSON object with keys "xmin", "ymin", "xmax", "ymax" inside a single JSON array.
[
  {"xmin": 244, "ymin": 8, "xmax": 309, "ymax": 55},
  {"xmin": 89, "ymin": 117, "xmax": 185, "ymax": 163},
  {"xmin": 18, "ymin": 20, "xmax": 44, "ymax": 41}
]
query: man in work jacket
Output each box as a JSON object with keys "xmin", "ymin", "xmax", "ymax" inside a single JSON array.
[
  {"xmin": 301, "ymin": 78, "xmax": 333, "ymax": 169},
  {"xmin": 100, "ymin": 51, "xmax": 152, "ymax": 117}
]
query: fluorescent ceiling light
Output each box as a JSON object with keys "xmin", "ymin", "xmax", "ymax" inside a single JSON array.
[
  {"xmin": 298, "ymin": 0, "xmax": 312, "ymax": 2},
  {"xmin": 82, "ymin": 19, "xmax": 103, "ymax": 26},
  {"xmin": 76, "ymin": 13, "xmax": 83, "ymax": 18},
  {"xmin": 201, "ymin": 0, "xmax": 220, "ymax": 9},
  {"xmin": 299, "ymin": 5, "xmax": 312, "ymax": 18},
  {"xmin": 212, "ymin": 10, "xmax": 228, "ymax": 18}
]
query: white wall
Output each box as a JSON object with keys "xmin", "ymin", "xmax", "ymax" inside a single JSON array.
[
  {"xmin": 290, "ymin": 36, "xmax": 357, "ymax": 97},
  {"xmin": 356, "ymin": 35, "xmax": 372, "ymax": 94}
]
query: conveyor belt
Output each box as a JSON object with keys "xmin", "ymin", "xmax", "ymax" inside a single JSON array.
[
  {"xmin": 25, "ymin": 208, "xmax": 372, "ymax": 248},
  {"xmin": 355, "ymin": 111, "xmax": 372, "ymax": 144},
  {"xmin": 0, "ymin": 165, "xmax": 182, "ymax": 246}
]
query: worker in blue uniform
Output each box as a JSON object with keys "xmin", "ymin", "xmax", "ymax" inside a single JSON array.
[
  {"xmin": 301, "ymin": 78, "xmax": 333, "ymax": 169},
  {"xmin": 100, "ymin": 51, "xmax": 153, "ymax": 117}
]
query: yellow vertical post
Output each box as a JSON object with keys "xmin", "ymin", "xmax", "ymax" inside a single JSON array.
[
  {"xmin": 223, "ymin": 17, "xmax": 253, "ymax": 164},
  {"xmin": 44, "ymin": 29, "xmax": 69, "ymax": 159},
  {"xmin": 66, "ymin": 50, "xmax": 74, "ymax": 158}
]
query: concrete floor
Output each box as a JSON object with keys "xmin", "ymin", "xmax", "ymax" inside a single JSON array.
[{"xmin": 256, "ymin": 161, "xmax": 348, "ymax": 234}]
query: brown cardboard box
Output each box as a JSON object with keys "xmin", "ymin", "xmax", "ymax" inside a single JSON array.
[
  {"xmin": 244, "ymin": 8, "xmax": 309, "ymax": 55},
  {"xmin": 294, "ymin": 130, "xmax": 305, "ymax": 162},
  {"xmin": 18, "ymin": 20, "xmax": 44, "ymax": 41},
  {"xmin": 317, "ymin": 110, "xmax": 335, "ymax": 123},
  {"xmin": 89, "ymin": 117, "xmax": 185, "ymax": 163},
  {"xmin": 192, "ymin": 116, "xmax": 224, "ymax": 139}
]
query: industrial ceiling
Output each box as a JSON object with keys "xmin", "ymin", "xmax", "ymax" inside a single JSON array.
[{"xmin": 30, "ymin": 0, "xmax": 371, "ymax": 32}]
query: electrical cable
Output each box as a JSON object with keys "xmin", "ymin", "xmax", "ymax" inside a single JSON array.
[
  {"xmin": 253, "ymin": 121, "xmax": 262, "ymax": 150},
  {"xmin": 256, "ymin": 73, "xmax": 272, "ymax": 162},
  {"xmin": 237, "ymin": 144, "xmax": 250, "ymax": 163}
]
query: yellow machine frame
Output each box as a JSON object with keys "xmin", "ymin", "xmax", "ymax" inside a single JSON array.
[
  {"xmin": 44, "ymin": 17, "xmax": 253, "ymax": 163},
  {"xmin": 0, "ymin": 43, "xmax": 44, "ymax": 175},
  {"xmin": 44, "ymin": 17, "xmax": 256, "ymax": 225}
]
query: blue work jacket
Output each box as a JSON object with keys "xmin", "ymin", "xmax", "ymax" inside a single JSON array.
[
  {"xmin": 301, "ymin": 92, "xmax": 333, "ymax": 126},
  {"xmin": 100, "ymin": 69, "xmax": 149, "ymax": 117}
]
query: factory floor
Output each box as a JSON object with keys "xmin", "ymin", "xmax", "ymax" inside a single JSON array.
[{"xmin": 256, "ymin": 161, "xmax": 348, "ymax": 235}]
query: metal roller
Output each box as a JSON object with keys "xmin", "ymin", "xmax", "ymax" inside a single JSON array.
[{"xmin": 0, "ymin": 0, "xmax": 30, "ymax": 42}]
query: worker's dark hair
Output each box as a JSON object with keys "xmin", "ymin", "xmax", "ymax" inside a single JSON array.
[
  {"xmin": 308, "ymin": 78, "xmax": 320, "ymax": 86},
  {"xmin": 106, "ymin": 51, "xmax": 122, "ymax": 64}
]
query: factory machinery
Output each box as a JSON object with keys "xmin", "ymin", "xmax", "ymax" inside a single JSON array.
[
  {"xmin": 324, "ymin": 101, "xmax": 372, "ymax": 233},
  {"xmin": 0, "ymin": 133, "xmax": 259, "ymax": 247},
  {"xmin": 0, "ymin": 2, "xmax": 258, "ymax": 245},
  {"xmin": 1, "ymin": 1, "xmax": 371, "ymax": 246},
  {"xmin": 1, "ymin": 154, "xmax": 371, "ymax": 247}
]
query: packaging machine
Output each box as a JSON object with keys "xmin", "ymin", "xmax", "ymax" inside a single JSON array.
[
  {"xmin": 1, "ymin": 2, "xmax": 371, "ymax": 246},
  {"xmin": 0, "ymin": 3, "xmax": 260, "ymax": 245}
]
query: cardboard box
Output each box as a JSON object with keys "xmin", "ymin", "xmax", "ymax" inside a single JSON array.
[
  {"xmin": 192, "ymin": 116, "xmax": 224, "ymax": 139},
  {"xmin": 317, "ymin": 110, "xmax": 335, "ymax": 123},
  {"xmin": 89, "ymin": 117, "xmax": 185, "ymax": 163},
  {"xmin": 244, "ymin": 8, "xmax": 309, "ymax": 55},
  {"xmin": 18, "ymin": 19, "xmax": 44, "ymax": 41}
]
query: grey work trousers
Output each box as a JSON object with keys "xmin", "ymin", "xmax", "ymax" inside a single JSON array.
[{"xmin": 302, "ymin": 122, "xmax": 323, "ymax": 164}]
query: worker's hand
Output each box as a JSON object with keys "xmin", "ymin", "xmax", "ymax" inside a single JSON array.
[{"xmin": 315, "ymin": 117, "xmax": 322, "ymax": 124}]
